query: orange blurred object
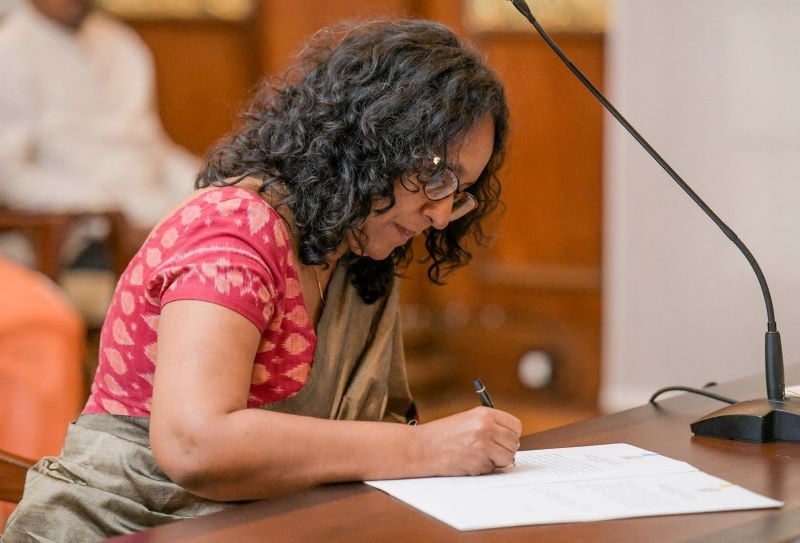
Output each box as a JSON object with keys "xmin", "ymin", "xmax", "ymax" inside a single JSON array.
[{"xmin": 0, "ymin": 257, "xmax": 85, "ymax": 526}]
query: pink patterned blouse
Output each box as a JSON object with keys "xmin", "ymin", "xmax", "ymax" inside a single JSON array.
[{"xmin": 83, "ymin": 186, "xmax": 315, "ymax": 416}]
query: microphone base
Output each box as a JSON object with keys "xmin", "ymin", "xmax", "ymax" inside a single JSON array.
[{"xmin": 691, "ymin": 397, "xmax": 800, "ymax": 442}]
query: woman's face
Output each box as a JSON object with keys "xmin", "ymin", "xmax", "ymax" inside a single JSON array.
[{"xmin": 347, "ymin": 114, "xmax": 496, "ymax": 260}]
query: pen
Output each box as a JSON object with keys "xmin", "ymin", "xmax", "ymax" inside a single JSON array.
[
  {"xmin": 473, "ymin": 378, "xmax": 515, "ymax": 466},
  {"xmin": 473, "ymin": 378, "xmax": 495, "ymax": 408}
]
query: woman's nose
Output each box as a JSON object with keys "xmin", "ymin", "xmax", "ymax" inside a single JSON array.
[{"xmin": 423, "ymin": 195, "xmax": 454, "ymax": 230}]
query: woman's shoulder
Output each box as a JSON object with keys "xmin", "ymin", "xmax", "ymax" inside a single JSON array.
[
  {"xmin": 187, "ymin": 184, "xmax": 279, "ymax": 211},
  {"xmin": 132, "ymin": 185, "xmax": 292, "ymax": 280},
  {"xmin": 153, "ymin": 185, "xmax": 284, "ymax": 237}
]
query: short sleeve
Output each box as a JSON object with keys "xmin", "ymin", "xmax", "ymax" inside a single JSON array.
[{"xmin": 141, "ymin": 189, "xmax": 291, "ymax": 333}]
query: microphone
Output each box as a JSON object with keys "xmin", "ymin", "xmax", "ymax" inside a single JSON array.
[{"xmin": 506, "ymin": 0, "xmax": 800, "ymax": 442}]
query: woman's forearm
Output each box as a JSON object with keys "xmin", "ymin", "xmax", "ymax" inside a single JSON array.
[
  {"xmin": 152, "ymin": 405, "xmax": 519, "ymax": 502},
  {"xmin": 153, "ymin": 409, "xmax": 423, "ymax": 501}
]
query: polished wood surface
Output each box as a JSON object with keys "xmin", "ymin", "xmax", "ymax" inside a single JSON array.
[{"xmin": 110, "ymin": 367, "xmax": 800, "ymax": 543}]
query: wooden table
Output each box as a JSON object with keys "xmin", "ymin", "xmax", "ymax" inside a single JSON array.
[{"xmin": 111, "ymin": 367, "xmax": 800, "ymax": 542}]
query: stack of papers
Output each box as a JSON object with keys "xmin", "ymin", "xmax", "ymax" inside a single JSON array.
[{"xmin": 366, "ymin": 443, "xmax": 782, "ymax": 531}]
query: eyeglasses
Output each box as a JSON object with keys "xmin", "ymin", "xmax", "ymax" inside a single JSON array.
[{"xmin": 422, "ymin": 156, "xmax": 477, "ymax": 221}]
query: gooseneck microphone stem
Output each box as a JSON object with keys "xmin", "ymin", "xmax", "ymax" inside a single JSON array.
[
  {"xmin": 506, "ymin": 0, "xmax": 800, "ymax": 441},
  {"xmin": 506, "ymin": 0, "xmax": 787, "ymax": 406},
  {"xmin": 507, "ymin": 0, "xmax": 775, "ymax": 328}
]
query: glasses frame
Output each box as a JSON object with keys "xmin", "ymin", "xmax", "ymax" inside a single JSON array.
[{"xmin": 425, "ymin": 156, "xmax": 477, "ymax": 221}]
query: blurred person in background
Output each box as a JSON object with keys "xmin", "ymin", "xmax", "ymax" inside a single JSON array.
[{"xmin": 0, "ymin": 0, "xmax": 198, "ymax": 268}]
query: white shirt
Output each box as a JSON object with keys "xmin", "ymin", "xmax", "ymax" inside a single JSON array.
[{"xmin": 0, "ymin": 2, "xmax": 198, "ymax": 229}]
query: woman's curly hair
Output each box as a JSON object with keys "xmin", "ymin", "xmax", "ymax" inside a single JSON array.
[{"xmin": 197, "ymin": 19, "xmax": 508, "ymax": 304}]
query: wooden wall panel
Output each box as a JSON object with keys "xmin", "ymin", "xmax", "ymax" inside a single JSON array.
[
  {"xmin": 486, "ymin": 34, "xmax": 604, "ymax": 267},
  {"xmin": 130, "ymin": 19, "xmax": 261, "ymax": 155},
  {"xmin": 258, "ymin": 0, "xmax": 417, "ymax": 74}
]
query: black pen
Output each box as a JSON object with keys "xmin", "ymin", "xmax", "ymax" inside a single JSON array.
[
  {"xmin": 473, "ymin": 378, "xmax": 495, "ymax": 408},
  {"xmin": 473, "ymin": 378, "xmax": 516, "ymax": 466}
]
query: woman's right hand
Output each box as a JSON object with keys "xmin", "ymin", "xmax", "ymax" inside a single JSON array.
[{"xmin": 414, "ymin": 407, "xmax": 522, "ymax": 476}]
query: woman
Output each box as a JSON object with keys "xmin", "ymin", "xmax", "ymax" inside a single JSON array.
[{"xmin": 3, "ymin": 19, "xmax": 521, "ymax": 541}]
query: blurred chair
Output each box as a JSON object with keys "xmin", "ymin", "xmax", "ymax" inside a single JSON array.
[
  {"xmin": 0, "ymin": 208, "xmax": 137, "ymax": 328},
  {"xmin": 0, "ymin": 257, "xmax": 85, "ymax": 526},
  {"xmin": 0, "ymin": 448, "xmax": 33, "ymax": 531},
  {"xmin": 0, "ymin": 448, "xmax": 34, "ymax": 531},
  {"xmin": 0, "ymin": 449, "xmax": 33, "ymax": 504},
  {"xmin": 0, "ymin": 256, "xmax": 85, "ymax": 456},
  {"xmin": 0, "ymin": 208, "xmax": 133, "ymax": 281}
]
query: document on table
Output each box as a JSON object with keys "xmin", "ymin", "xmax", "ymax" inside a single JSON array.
[{"xmin": 366, "ymin": 443, "xmax": 782, "ymax": 531}]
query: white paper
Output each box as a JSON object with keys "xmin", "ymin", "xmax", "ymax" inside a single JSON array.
[{"xmin": 366, "ymin": 443, "xmax": 783, "ymax": 531}]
